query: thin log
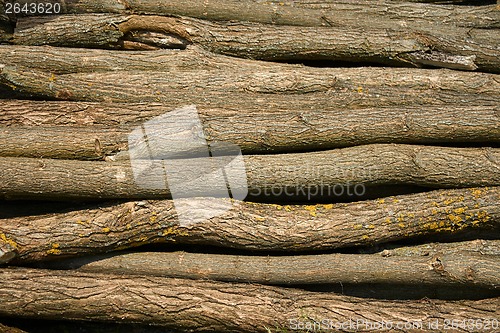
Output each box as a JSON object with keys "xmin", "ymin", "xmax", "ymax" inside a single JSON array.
[
  {"xmin": 0, "ymin": 323, "xmax": 27, "ymax": 333},
  {"xmin": 0, "ymin": 267, "xmax": 498, "ymax": 333},
  {"xmin": 42, "ymin": 248, "xmax": 500, "ymax": 288},
  {"xmin": 377, "ymin": 239, "xmax": 500, "ymax": 257},
  {"xmin": 0, "ymin": 187, "xmax": 498, "ymax": 263},
  {"xmin": 0, "ymin": 145, "xmax": 499, "ymax": 200},
  {"xmin": 1, "ymin": 63, "xmax": 498, "ymax": 108},
  {"xmin": 11, "ymin": 14, "xmax": 500, "ymax": 72},
  {"xmin": 0, "ymin": 103, "xmax": 499, "ymax": 159}
]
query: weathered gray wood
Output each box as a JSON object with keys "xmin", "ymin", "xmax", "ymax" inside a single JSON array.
[
  {"xmin": 0, "ymin": 102, "xmax": 498, "ymax": 159},
  {"xmin": 1, "ymin": 187, "xmax": 498, "ymax": 263},
  {"xmin": 41, "ymin": 248, "xmax": 500, "ymax": 288},
  {"xmin": 0, "ymin": 267, "xmax": 498, "ymax": 333},
  {"xmin": 11, "ymin": 14, "xmax": 500, "ymax": 72}
]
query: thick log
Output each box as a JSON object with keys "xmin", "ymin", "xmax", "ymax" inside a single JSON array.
[
  {"xmin": 0, "ymin": 187, "xmax": 498, "ymax": 263},
  {"xmin": 1, "ymin": 63, "xmax": 498, "ymax": 108},
  {"xmin": 0, "ymin": 45, "xmax": 268, "ymax": 74},
  {"xmin": 0, "ymin": 145, "xmax": 499, "ymax": 200},
  {"xmin": 0, "ymin": 102, "xmax": 499, "ymax": 159},
  {"xmin": 11, "ymin": 14, "xmax": 500, "ymax": 72},
  {"xmin": 41, "ymin": 247, "xmax": 500, "ymax": 288},
  {"xmin": 0, "ymin": 267, "xmax": 498, "ymax": 333},
  {"xmin": 7, "ymin": 0, "xmax": 498, "ymax": 29}
]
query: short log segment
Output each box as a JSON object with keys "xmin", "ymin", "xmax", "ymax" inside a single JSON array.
[
  {"xmin": 0, "ymin": 267, "xmax": 498, "ymax": 333},
  {"xmin": 10, "ymin": 14, "xmax": 500, "ymax": 72},
  {"xmin": 43, "ymin": 247, "xmax": 500, "ymax": 288},
  {"xmin": 0, "ymin": 187, "xmax": 498, "ymax": 263}
]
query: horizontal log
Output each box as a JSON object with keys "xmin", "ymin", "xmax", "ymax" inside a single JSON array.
[
  {"xmin": 0, "ymin": 323, "xmax": 27, "ymax": 333},
  {"xmin": 11, "ymin": 14, "xmax": 500, "ymax": 72},
  {"xmin": 378, "ymin": 239, "xmax": 500, "ymax": 257},
  {"xmin": 6, "ymin": 0, "xmax": 498, "ymax": 30},
  {"xmin": 0, "ymin": 45, "xmax": 267, "ymax": 74},
  {"xmin": 0, "ymin": 103, "xmax": 499, "ymax": 159},
  {"xmin": 0, "ymin": 145, "xmax": 499, "ymax": 200},
  {"xmin": 1, "ymin": 187, "xmax": 498, "ymax": 263},
  {"xmin": 1, "ymin": 63, "xmax": 498, "ymax": 108},
  {"xmin": 0, "ymin": 267, "xmax": 498, "ymax": 333},
  {"xmin": 42, "ymin": 248, "xmax": 499, "ymax": 288}
]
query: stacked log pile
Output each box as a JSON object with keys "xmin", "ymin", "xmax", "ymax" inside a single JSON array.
[{"xmin": 0, "ymin": 0, "xmax": 499, "ymax": 332}]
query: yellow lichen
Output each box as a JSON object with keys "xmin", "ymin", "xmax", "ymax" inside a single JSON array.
[
  {"xmin": 361, "ymin": 235, "xmax": 369, "ymax": 240},
  {"xmin": 305, "ymin": 205, "xmax": 317, "ymax": 217},
  {"xmin": 323, "ymin": 204, "xmax": 334, "ymax": 210},
  {"xmin": 284, "ymin": 205, "xmax": 292, "ymax": 212},
  {"xmin": 102, "ymin": 227, "xmax": 111, "ymax": 233},
  {"xmin": 471, "ymin": 189, "xmax": 482, "ymax": 198},
  {"xmin": 398, "ymin": 223, "xmax": 405, "ymax": 228},
  {"xmin": 353, "ymin": 224, "xmax": 363, "ymax": 230},
  {"xmin": 448, "ymin": 214, "xmax": 463, "ymax": 224},
  {"xmin": 377, "ymin": 199, "xmax": 385, "ymax": 204},
  {"xmin": 0, "ymin": 232, "xmax": 18, "ymax": 249},
  {"xmin": 392, "ymin": 198, "xmax": 400, "ymax": 204},
  {"xmin": 366, "ymin": 224, "xmax": 375, "ymax": 229},
  {"xmin": 453, "ymin": 207, "xmax": 466, "ymax": 215},
  {"xmin": 443, "ymin": 198, "xmax": 454, "ymax": 205},
  {"xmin": 150, "ymin": 215, "xmax": 157, "ymax": 223},
  {"xmin": 46, "ymin": 243, "xmax": 61, "ymax": 255},
  {"xmin": 385, "ymin": 218, "xmax": 391, "ymax": 224},
  {"xmin": 163, "ymin": 227, "xmax": 189, "ymax": 237}
]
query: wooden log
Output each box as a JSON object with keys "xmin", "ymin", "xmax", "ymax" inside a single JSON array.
[
  {"xmin": 40, "ymin": 246, "xmax": 500, "ymax": 288},
  {"xmin": 0, "ymin": 145, "xmax": 499, "ymax": 200},
  {"xmin": 11, "ymin": 14, "xmax": 500, "ymax": 72},
  {"xmin": 0, "ymin": 102, "xmax": 499, "ymax": 159},
  {"xmin": 7, "ymin": 0, "xmax": 498, "ymax": 30},
  {"xmin": 1, "ymin": 63, "xmax": 498, "ymax": 108},
  {"xmin": 377, "ymin": 239, "xmax": 500, "ymax": 257},
  {"xmin": 0, "ymin": 45, "xmax": 267, "ymax": 74},
  {"xmin": 0, "ymin": 323, "xmax": 27, "ymax": 333},
  {"xmin": 0, "ymin": 187, "xmax": 498, "ymax": 263},
  {"xmin": 0, "ymin": 267, "xmax": 498, "ymax": 333}
]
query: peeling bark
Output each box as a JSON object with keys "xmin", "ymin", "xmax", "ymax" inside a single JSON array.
[
  {"xmin": 0, "ymin": 267, "xmax": 498, "ymax": 333},
  {"xmin": 10, "ymin": 14, "xmax": 500, "ymax": 72},
  {"xmin": 0, "ymin": 187, "xmax": 498, "ymax": 263}
]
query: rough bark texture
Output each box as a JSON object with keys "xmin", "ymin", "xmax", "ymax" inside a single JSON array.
[
  {"xmin": 0, "ymin": 267, "xmax": 498, "ymax": 333},
  {"xmin": 0, "ymin": 187, "xmax": 498, "ymax": 263},
  {"xmin": 7, "ymin": 0, "xmax": 498, "ymax": 29},
  {"xmin": 10, "ymin": 14, "xmax": 500, "ymax": 72},
  {"xmin": 0, "ymin": 145, "xmax": 498, "ymax": 200},
  {"xmin": 0, "ymin": 102, "xmax": 499, "ymax": 159},
  {"xmin": 41, "ymin": 249, "xmax": 500, "ymax": 288},
  {"xmin": 2, "ymin": 62, "xmax": 498, "ymax": 108}
]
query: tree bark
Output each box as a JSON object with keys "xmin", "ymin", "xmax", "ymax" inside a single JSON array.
[
  {"xmin": 0, "ymin": 145, "xmax": 499, "ymax": 200},
  {"xmin": 0, "ymin": 323, "xmax": 27, "ymax": 333},
  {"xmin": 7, "ymin": 0, "xmax": 498, "ymax": 29},
  {"xmin": 0, "ymin": 267, "xmax": 498, "ymax": 333},
  {"xmin": 1, "ymin": 62, "xmax": 498, "ymax": 108},
  {"xmin": 38, "ymin": 247, "xmax": 500, "ymax": 288},
  {"xmin": 10, "ymin": 14, "xmax": 500, "ymax": 72},
  {"xmin": 0, "ymin": 187, "xmax": 498, "ymax": 263},
  {"xmin": 0, "ymin": 102, "xmax": 498, "ymax": 159}
]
